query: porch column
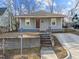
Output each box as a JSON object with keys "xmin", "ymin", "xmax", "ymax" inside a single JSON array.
[
  {"xmin": 61, "ymin": 18, "xmax": 63, "ymax": 29},
  {"xmin": 19, "ymin": 19, "xmax": 22, "ymax": 30},
  {"xmin": 10, "ymin": 17, "xmax": 12, "ymax": 31},
  {"xmin": 2, "ymin": 38, "xmax": 5, "ymax": 59},
  {"xmin": 20, "ymin": 34, "xmax": 23, "ymax": 57}
]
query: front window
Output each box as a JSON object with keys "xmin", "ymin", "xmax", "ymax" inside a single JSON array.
[
  {"xmin": 25, "ymin": 19, "xmax": 30, "ymax": 25},
  {"xmin": 26, "ymin": 22, "xmax": 29, "ymax": 24},
  {"xmin": 51, "ymin": 18, "xmax": 56, "ymax": 25},
  {"xmin": 41, "ymin": 20, "xmax": 44, "ymax": 23},
  {"xmin": 52, "ymin": 22, "xmax": 55, "ymax": 25}
]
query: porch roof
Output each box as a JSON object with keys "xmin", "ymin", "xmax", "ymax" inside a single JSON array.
[
  {"xmin": 0, "ymin": 32, "xmax": 40, "ymax": 39},
  {"xmin": 14, "ymin": 11, "xmax": 65, "ymax": 18}
]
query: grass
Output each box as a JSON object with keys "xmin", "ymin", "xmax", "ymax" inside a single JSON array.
[
  {"xmin": 52, "ymin": 28, "xmax": 79, "ymax": 35},
  {"xmin": 63, "ymin": 28, "xmax": 77, "ymax": 33},
  {"xmin": 52, "ymin": 35, "xmax": 67, "ymax": 59},
  {"xmin": 63, "ymin": 28, "xmax": 79, "ymax": 35},
  {"xmin": 52, "ymin": 28, "xmax": 76, "ymax": 33}
]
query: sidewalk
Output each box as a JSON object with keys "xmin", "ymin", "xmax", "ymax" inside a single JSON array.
[
  {"xmin": 54, "ymin": 33, "xmax": 79, "ymax": 59},
  {"xmin": 41, "ymin": 47, "xmax": 57, "ymax": 59}
]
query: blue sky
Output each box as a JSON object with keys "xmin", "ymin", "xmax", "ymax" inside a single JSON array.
[
  {"xmin": 0, "ymin": 0, "xmax": 6, "ymax": 7},
  {"xmin": 55, "ymin": 0, "xmax": 72, "ymax": 8},
  {"xmin": 0, "ymin": 0, "xmax": 75, "ymax": 14},
  {"xmin": 0, "ymin": 0, "xmax": 74, "ymax": 8}
]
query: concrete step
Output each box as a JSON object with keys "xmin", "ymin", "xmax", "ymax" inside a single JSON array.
[
  {"xmin": 40, "ymin": 34, "xmax": 50, "ymax": 36},
  {"xmin": 41, "ymin": 40, "xmax": 52, "ymax": 47},
  {"xmin": 41, "ymin": 40, "xmax": 51, "ymax": 42},
  {"xmin": 40, "ymin": 35, "xmax": 50, "ymax": 39},
  {"xmin": 41, "ymin": 39, "xmax": 50, "ymax": 40},
  {"xmin": 40, "ymin": 33, "xmax": 52, "ymax": 47},
  {"xmin": 41, "ymin": 44, "xmax": 52, "ymax": 47},
  {"xmin": 41, "ymin": 41, "xmax": 51, "ymax": 44},
  {"xmin": 40, "ymin": 37, "xmax": 50, "ymax": 38},
  {"xmin": 41, "ymin": 42, "xmax": 51, "ymax": 44},
  {"xmin": 40, "ymin": 38, "xmax": 50, "ymax": 39},
  {"xmin": 40, "ymin": 35, "xmax": 50, "ymax": 37}
]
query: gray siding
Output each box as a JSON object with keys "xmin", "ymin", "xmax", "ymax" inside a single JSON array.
[
  {"xmin": 40, "ymin": 18, "xmax": 50, "ymax": 31},
  {"xmin": 0, "ymin": 39, "xmax": 40, "ymax": 50},
  {"xmin": 19, "ymin": 17, "xmax": 63, "ymax": 31},
  {"xmin": 51, "ymin": 18, "xmax": 62, "ymax": 29},
  {"xmin": 20, "ymin": 18, "xmax": 36, "ymax": 29}
]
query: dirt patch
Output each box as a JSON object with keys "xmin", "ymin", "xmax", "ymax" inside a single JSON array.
[
  {"xmin": 0, "ymin": 47, "xmax": 41, "ymax": 59},
  {"xmin": 52, "ymin": 35, "xmax": 67, "ymax": 59}
]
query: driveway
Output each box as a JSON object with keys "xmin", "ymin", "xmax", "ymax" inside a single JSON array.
[
  {"xmin": 41, "ymin": 47, "xmax": 57, "ymax": 59},
  {"xmin": 54, "ymin": 33, "xmax": 79, "ymax": 59}
]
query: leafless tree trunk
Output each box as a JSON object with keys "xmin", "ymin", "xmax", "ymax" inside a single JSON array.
[
  {"xmin": 31, "ymin": 0, "xmax": 36, "ymax": 13},
  {"xmin": 6, "ymin": 0, "xmax": 13, "ymax": 31},
  {"xmin": 19, "ymin": 0, "xmax": 36, "ymax": 14},
  {"xmin": 47, "ymin": 0, "xmax": 54, "ymax": 13},
  {"xmin": 74, "ymin": 0, "xmax": 79, "ymax": 9},
  {"xmin": 69, "ymin": 0, "xmax": 79, "ymax": 16}
]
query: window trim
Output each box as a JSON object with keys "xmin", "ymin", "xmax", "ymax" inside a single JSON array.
[
  {"xmin": 51, "ymin": 18, "xmax": 56, "ymax": 25},
  {"xmin": 25, "ymin": 18, "xmax": 30, "ymax": 25}
]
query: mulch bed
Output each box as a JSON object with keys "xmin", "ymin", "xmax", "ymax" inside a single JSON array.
[{"xmin": 52, "ymin": 35, "xmax": 67, "ymax": 59}]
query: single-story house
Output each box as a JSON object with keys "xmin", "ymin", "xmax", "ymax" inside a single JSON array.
[{"xmin": 15, "ymin": 11, "xmax": 65, "ymax": 32}]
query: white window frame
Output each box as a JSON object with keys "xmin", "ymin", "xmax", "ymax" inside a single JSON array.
[
  {"xmin": 25, "ymin": 18, "xmax": 30, "ymax": 25},
  {"xmin": 51, "ymin": 18, "xmax": 56, "ymax": 25}
]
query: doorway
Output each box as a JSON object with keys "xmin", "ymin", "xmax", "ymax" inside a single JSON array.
[{"xmin": 36, "ymin": 18, "xmax": 40, "ymax": 28}]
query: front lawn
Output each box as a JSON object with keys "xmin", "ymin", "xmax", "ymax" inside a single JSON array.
[{"xmin": 0, "ymin": 47, "xmax": 41, "ymax": 59}]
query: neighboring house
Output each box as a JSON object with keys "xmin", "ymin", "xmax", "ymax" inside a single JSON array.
[
  {"xmin": 0, "ymin": 7, "xmax": 9, "ymax": 27},
  {"xmin": 0, "ymin": 7, "xmax": 9, "ymax": 32},
  {"xmin": 15, "ymin": 11, "xmax": 65, "ymax": 32}
]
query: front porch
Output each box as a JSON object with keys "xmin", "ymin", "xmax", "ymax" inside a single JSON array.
[{"xmin": 17, "ymin": 17, "xmax": 63, "ymax": 32}]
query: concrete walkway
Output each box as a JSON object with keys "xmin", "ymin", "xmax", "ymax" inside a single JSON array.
[
  {"xmin": 54, "ymin": 33, "xmax": 79, "ymax": 59},
  {"xmin": 41, "ymin": 47, "xmax": 57, "ymax": 59}
]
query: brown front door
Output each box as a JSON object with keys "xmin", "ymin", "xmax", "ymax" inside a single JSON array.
[{"xmin": 36, "ymin": 18, "xmax": 40, "ymax": 28}]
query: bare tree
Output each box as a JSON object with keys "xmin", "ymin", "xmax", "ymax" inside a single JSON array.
[
  {"xmin": 6, "ymin": 0, "xmax": 14, "ymax": 31},
  {"xmin": 74, "ymin": 0, "xmax": 79, "ymax": 9},
  {"xmin": 11, "ymin": 0, "xmax": 37, "ymax": 31},
  {"xmin": 31, "ymin": 0, "xmax": 37, "ymax": 13},
  {"xmin": 69, "ymin": 0, "xmax": 79, "ymax": 16},
  {"xmin": 46, "ymin": 0, "xmax": 54, "ymax": 13},
  {"xmin": 18, "ymin": 0, "xmax": 37, "ymax": 14}
]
